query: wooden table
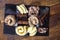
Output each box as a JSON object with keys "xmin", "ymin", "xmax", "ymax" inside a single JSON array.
[{"xmin": 0, "ymin": 0, "xmax": 60, "ymax": 40}]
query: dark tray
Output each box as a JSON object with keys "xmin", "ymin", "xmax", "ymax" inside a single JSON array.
[{"xmin": 4, "ymin": 4, "xmax": 50, "ymax": 36}]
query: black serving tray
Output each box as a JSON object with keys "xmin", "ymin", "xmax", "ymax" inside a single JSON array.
[{"xmin": 4, "ymin": 4, "xmax": 50, "ymax": 36}]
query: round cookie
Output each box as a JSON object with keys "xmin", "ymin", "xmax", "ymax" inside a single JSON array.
[
  {"xmin": 5, "ymin": 15, "xmax": 16, "ymax": 26},
  {"xmin": 28, "ymin": 15, "xmax": 39, "ymax": 26}
]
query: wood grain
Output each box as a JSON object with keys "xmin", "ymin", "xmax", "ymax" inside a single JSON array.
[{"xmin": 0, "ymin": 0, "xmax": 60, "ymax": 40}]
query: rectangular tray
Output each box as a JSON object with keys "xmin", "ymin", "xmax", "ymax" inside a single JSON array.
[{"xmin": 4, "ymin": 4, "xmax": 50, "ymax": 36}]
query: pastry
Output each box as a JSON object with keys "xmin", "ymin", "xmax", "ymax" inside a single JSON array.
[
  {"xmin": 28, "ymin": 15, "xmax": 39, "ymax": 26},
  {"xmin": 29, "ymin": 31, "xmax": 37, "ymax": 36},
  {"xmin": 28, "ymin": 26, "xmax": 37, "ymax": 36},
  {"xmin": 18, "ymin": 21, "xmax": 28, "ymax": 24},
  {"xmin": 5, "ymin": 15, "xmax": 16, "ymax": 26},
  {"xmin": 28, "ymin": 6, "xmax": 39, "ymax": 16},
  {"xmin": 38, "ymin": 28, "xmax": 48, "ymax": 33},
  {"xmin": 15, "ymin": 26, "xmax": 27, "ymax": 36},
  {"xmin": 17, "ymin": 4, "xmax": 28, "ymax": 14}
]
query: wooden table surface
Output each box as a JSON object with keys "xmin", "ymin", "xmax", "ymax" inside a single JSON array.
[{"xmin": 0, "ymin": 0, "xmax": 60, "ymax": 40}]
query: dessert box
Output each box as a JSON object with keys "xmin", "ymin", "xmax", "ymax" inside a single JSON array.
[{"xmin": 4, "ymin": 4, "xmax": 50, "ymax": 36}]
